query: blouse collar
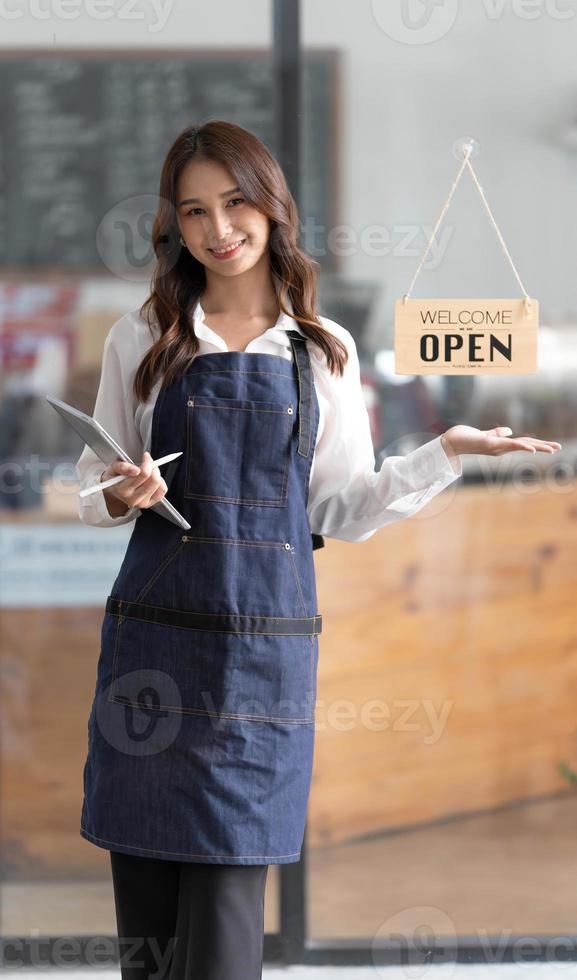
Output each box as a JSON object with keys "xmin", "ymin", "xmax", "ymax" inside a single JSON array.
[{"xmin": 191, "ymin": 295, "xmax": 304, "ymax": 351}]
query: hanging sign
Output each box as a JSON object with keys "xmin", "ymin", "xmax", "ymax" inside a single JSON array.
[
  {"xmin": 394, "ymin": 140, "xmax": 539, "ymax": 376},
  {"xmin": 395, "ymin": 296, "xmax": 538, "ymax": 375}
]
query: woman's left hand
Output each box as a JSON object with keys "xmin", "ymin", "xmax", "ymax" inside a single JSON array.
[{"xmin": 441, "ymin": 425, "xmax": 562, "ymax": 461}]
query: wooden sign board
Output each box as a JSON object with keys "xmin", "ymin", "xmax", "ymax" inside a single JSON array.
[{"xmin": 394, "ymin": 297, "xmax": 538, "ymax": 375}]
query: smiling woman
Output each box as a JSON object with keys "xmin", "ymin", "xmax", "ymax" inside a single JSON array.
[{"xmin": 74, "ymin": 118, "xmax": 560, "ymax": 980}]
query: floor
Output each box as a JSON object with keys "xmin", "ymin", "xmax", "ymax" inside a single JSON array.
[
  {"xmin": 3, "ymin": 799, "xmax": 576, "ymax": 978},
  {"xmin": 5, "ymin": 796, "xmax": 577, "ymax": 938},
  {"xmin": 6, "ymin": 967, "xmax": 577, "ymax": 979}
]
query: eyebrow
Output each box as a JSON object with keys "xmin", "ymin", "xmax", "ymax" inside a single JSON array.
[{"xmin": 178, "ymin": 186, "xmax": 242, "ymax": 207}]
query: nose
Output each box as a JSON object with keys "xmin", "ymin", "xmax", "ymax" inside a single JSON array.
[{"xmin": 206, "ymin": 210, "xmax": 233, "ymax": 244}]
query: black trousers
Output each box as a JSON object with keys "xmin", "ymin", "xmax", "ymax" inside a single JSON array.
[{"xmin": 109, "ymin": 850, "xmax": 269, "ymax": 980}]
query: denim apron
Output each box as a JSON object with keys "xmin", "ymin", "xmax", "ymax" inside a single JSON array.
[{"xmin": 80, "ymin": 329, "xmax": 324, "ymax": 865}]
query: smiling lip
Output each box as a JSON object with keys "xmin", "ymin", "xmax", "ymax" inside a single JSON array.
[{"xmin": 208, "ymin": 238, "xmax": 246, "ymax": 260}]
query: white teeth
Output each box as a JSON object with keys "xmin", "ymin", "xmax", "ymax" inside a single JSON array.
[{"xmin": 211, "ymin": 239, "xmax": 244, "ymax": 254}]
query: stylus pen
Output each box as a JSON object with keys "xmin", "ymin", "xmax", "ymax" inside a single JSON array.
[{"xmin": 79, "ymin": 451, "xmax": 183, "ymax": 498}]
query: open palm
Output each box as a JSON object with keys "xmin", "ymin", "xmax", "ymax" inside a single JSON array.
[{"xmin": 442, "ymin": 425, "xmax": 562, "ymax": 458}]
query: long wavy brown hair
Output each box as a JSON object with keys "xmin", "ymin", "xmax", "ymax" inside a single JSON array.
[{"xmin": 135, "ymin": 119, "xmax": 348, "ymax": 402}]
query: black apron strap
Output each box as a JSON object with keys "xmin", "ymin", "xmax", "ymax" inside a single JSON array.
[
  {"xmin": 106, "ymin": 596, "xmax": 322, "ymax": 636},
  {"xmin": 287, "ymin": 329, "xmax": 313, "ymax": 459},
  {"xmin": 287, "ymin": 327, "xmax": 325, "ymax": 553}
]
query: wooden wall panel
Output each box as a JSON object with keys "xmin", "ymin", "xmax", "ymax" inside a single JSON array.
[{"xmin": 309, "ymin": 481, "xmax": 577, "ymax": 848}]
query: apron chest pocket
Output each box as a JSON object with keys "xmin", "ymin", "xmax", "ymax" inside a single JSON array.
[{"xmin": 185, "ymin": 395, "xmax": 294, "ymax": 506}]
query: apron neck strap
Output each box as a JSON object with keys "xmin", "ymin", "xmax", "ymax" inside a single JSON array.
[{"xmin": 286, "ymin": 329, "xmax": 313, "ymax": 459}]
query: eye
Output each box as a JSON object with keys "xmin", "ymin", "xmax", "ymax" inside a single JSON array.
[{"xmin": 184, "ymin": 197, "xmax": 245, "ymax": 216}]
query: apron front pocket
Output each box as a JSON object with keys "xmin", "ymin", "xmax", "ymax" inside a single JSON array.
[
  {"xmin": 108, "ymin": 618, "xmax": 316, "ymax": 725},
  {"xmin": 185, "ymin": 395, "xmax": 294, "ymax": 506},
  {"xmin": 106, "ymin": 536, "xmax": 320, "ymax": 725}
]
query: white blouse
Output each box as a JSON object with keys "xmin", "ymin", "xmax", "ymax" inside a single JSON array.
[{"xmin": 75, "ymin": 300, "xmax": 463, "ymax": 542}]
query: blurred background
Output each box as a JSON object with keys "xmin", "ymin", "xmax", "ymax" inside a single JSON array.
[{"xmin": 2, "ymin": 0, "xmax": 577, "ymax": 973}]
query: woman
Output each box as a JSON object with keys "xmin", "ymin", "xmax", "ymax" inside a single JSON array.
[{"xmin": 75, "ymin": 120, "xmax": 560, "ymax": 979}]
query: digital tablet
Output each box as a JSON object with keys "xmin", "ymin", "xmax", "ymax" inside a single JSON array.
[{"xmin": 46, "ymin": 394, "xmax": 191, "ymax": 531}]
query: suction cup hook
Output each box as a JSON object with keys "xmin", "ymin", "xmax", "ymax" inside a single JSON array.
[{"xmin": 452, "ymin": 136, "xmax": 481, "ymax": 161}]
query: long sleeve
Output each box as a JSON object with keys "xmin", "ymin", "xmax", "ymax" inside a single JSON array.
[
  {"xmin": 306, "ymin": 321, "xmax": 462, "ymax": 543},
  {"xmin": 75, "ymin": 316, "xmax": 145, "ymax": 528}
]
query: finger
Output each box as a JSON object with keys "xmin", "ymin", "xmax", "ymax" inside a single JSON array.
[
  {"xmin": 510, "ymin": 437, "xmax": 562, "ymax": 453},
  {"xmin": 120, "ymin": 461, "xmax": 141, "ymax": 476},
  {"xmin": 105, "ymin": 460, "xmax": 140, "ymax": 479},
  {"xmin": 489, "ymin": 428, "xmax": 561, "ymax": 452},
  {"xmin": 526, "ymin": 439, "xmax": 562, "ymax": 450},
  {"xmin": 496, "ymin": 438, "xmax": 558, "ymax": 455},
  {"xmin": 131, "ymin": 451, "xmax": 155, "ymax": 489},
  {"xmin": 148, "ymin": 484, "xmax": 168, "ymax": 505},
  {"xmin": 508, "ymin": 439, "xmax": 538, "ymax": 453},
  {"xmin": 138, "ymin": 467, "xmax": 164, "ymax": 497},
  {"xmin": 489, "ymin": 437, "xmax": 537, "ymax": 455},
  {"xmin": 506, "ymin": 435, "xmax": 561, "ymax": 450},
  {"xmin": 140, "ymin": 481, "xmax": 168, "ymax": 507}
]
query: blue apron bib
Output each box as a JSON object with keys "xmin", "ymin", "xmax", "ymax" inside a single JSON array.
[{"xmin": 80, "ymin": 329, "xmax": 324, "ymax": 864}]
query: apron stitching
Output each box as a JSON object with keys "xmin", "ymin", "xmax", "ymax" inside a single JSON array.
[
  {"xmin": 80, "ymin": 828, "xmax": 302, "ymax": 860},
  {"xmin": 287, "ymin": 549, "xmax": 307, "ymax": 616},
  {"xmin": 106, "ymin": 613, "xmax": 321, "ymax": 636},
  {"xmin": 109, "ymin": 613, "xmax": 123, "ymax": 702},
  {"xmin": 178, "ymin": 536, "xmax": 293, "ymax": 547},
  {"xmin": 189, "ymin": 403, "xmax": 292, "ymax": 413},
  {"xmin": 182, "ymin": 495, "xmax": 289, "ymax": 505},
  {"xmin": 184, "ymin": 369, "xmax": 298, "ymax": 376},
  {"xmin": 108, "ymin": 696, "xmax": 313, "ymax": 723},
  {"xmin": 134, "ymin": 540, "xmax": 186, "ymax": 604}
]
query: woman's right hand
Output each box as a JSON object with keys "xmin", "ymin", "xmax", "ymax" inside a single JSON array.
[{"xmin": 100, "ymin": 451, "xmax": 168, "ymax": 512}]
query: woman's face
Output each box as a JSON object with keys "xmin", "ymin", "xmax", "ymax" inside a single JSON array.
[{"xmin": 175, "ymin": 157, "xmax": 271, "ymax": 277}]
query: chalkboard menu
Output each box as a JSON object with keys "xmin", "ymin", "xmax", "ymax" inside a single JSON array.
[{"xmin": 0, "ymin": 49, "xmax": 338, "ymax": 271}]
